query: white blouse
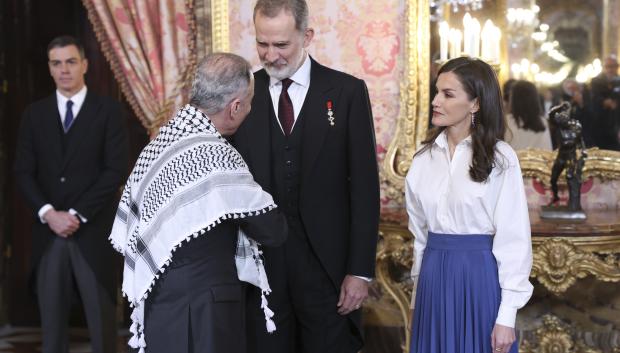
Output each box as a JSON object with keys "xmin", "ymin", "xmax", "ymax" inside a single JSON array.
[
  {"xmin": 505, "ymin": 114, "xmax": 553, "ymax": 151},
  {"xmin": 405, "ymin": 131, "xmax": 533, "ymax": 328}
]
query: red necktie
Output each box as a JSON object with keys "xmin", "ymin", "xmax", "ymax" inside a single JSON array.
[{"xmin": 278, "ymin": 78, "xmax": 294, "ymax": 135}]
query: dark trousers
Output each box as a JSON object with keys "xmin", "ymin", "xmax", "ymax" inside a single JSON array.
[
  {"xmin": 37, "ymin": 237, "xmax": 116, "ymax": 353},
  {"xmin": 143, "ymin": 256, "xmax": 245, "ymax": 353},
  {"xmin": 247, "ymin": 218, "xmax": 357, "ymax": 353}
]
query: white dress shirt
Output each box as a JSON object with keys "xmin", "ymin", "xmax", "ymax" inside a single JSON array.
[
  {"xmin": 268, "ymin": 53, "xmax": 311, "ymax": 133},
  {"xmin": 38, "ymin": 86, "xmax": 89, "ymax": 224},
  {"xmin": 56, "ymin": 85, "xmax": 88, "ymax": 127},
  {"xmin": 405, "ymin": 131, "xmax": 533, "ymax": 328}
]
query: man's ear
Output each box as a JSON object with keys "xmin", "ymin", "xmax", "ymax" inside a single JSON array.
[
  {"xmin": 230, "ymin": 98, "xmax": 242, "ymax": 119},
  {"xmin": 303, "ymin": 28, "xmax": 315, "ymax": 48}
]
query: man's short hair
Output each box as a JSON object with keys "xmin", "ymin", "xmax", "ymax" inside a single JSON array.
[
  {"xmin": 253, "ymin": 0, "xmax": 309, "ymax": 32},
  {"xmin": 189, "ymin": 53, "xmax": 253, "ymax": 115},
  {"xmin": 47, "ymin": 35, "xmax": 85, "ymax": 59}
]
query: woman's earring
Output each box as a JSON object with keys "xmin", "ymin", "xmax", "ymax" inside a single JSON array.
[{"xmin": 471, "ymin": 112, "xmax": 476, "ymax": 128}]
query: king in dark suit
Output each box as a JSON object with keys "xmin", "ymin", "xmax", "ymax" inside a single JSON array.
[
  {"xmin": 13, "ymin": 35, "xmax": 128, "ymax": 353},
  {"xmin": 234, "ymin": 1, "xmax": 380, "ymax": 352}
]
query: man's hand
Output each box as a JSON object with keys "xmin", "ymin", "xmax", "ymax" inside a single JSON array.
[
  {"xmin": 491, "ymin": 323, "xmax": 516, "ymax": 353},
  {"xmin": 337, "ymin": 275, "xmax": 369, "ymax": 315},
  {"xmin": 603, "ymin": 98, "xmax": 617, "ymax": 110},
  {"xmin": 43, "ymin": 209, "xmax": 80, "ymax": 238}
]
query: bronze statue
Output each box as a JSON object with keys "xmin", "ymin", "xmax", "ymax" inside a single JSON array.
[{"xmin": 542, "ymin": 102, "xmax": 588, "ymax": 219}]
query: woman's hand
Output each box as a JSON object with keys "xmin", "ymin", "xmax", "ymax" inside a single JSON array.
[{"xmin": 491, "ymin": 324, "xmax": 515, "ymax": 352}]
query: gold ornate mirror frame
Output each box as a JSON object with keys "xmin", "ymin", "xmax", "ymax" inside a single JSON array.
[
  {"xmin": 381, "ymin": 0, "xmax": 431, "ymax": 204},
  {"xmin": 380, "ymin": 0, "xmax": 620, "ymax": 201},
  {"xmin": 211, "ymin": 0, "xmax": 230, "ymax": 52}
]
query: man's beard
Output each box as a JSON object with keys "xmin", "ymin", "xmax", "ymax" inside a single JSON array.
[
  {"xmin": 263, "ymin": 61, "xmax": 297, "ymax": 81},
  {"xmin": 262, "ymin": 50, "xmax": 305, "ymax": 81}
]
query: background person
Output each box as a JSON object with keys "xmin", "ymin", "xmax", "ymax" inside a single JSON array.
[{"xmin": 13, "ymin": 35, "xmax": 128, "ymax": 353}]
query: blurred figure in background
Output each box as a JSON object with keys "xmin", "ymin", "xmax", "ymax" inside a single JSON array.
[
  {"xmin": 14, "ymin": 35, "xmax": 128, "ymax": 353},
  {"xmin": 561, "ymin": 78, "xmax": 595, "ymax": 148},
  {"xmin": 505, "ymin": 80, "xmax": 552, "ymax": 150},
  {"xmin": 539, "ymin": 86, "xmax": 557, "ymax": 117},
  {"xmin": 502, "ymin": 78, "xmax": 516, "ymax": 113},
  {"xmin": 590, "ymin": 55, "xmax": 620, "ymax": 150}
]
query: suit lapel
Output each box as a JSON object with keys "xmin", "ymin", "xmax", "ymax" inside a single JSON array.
[
  {"xmin": 44, "ymin": 94, "xmax": 64, "ymax": 168},
  {"xmin": 245, "ymin": 71, "xmax": 273, "ymax": 188},
  {"xmin": 300, "ymin": 59, "xmax": 336, "ymax": 186},
  {"xmin": 61, "ymin": 92, "xmax": 99, "ymax": 171}
]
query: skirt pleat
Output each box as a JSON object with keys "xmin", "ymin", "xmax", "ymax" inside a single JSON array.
[{"xmin": 410, "ymin": 232, "xmax": 518, "ymax": 353}]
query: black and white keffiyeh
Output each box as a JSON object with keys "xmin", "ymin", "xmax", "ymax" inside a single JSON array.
[{"xmin": 109, "ymin": 104, "xmax": 277, "ymax": 352}]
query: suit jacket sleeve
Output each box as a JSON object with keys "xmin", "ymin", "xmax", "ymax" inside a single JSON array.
[
  {"xmin": 347, "ymin": 79, "xmax": 380, "ymax": 278},
  {"xmin": 14, "ymin": 106, "xmax": 49, "ymax": 217},
  {"xmin": 72, "ymin": 101, "xmax": 128, "ymax": 220},
  {"xmin": 237, "ymin": 208, "xmax": 288, "ymax": 247}
]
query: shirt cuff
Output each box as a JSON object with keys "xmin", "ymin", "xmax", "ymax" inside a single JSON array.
[
  {"xmin": 69, "ymin": 208, "xmax": 88, "ymax": 223},
  {"xmin": 352, "ymin": 275, "xmax": 372, "ymax": 282},
  {"xmin": 38, "ymin": 204, "xmax": 54, "ymax": 224},
  {"xmin": 495, "ymin": 303, "xmax": 518, "ymax": 328}
]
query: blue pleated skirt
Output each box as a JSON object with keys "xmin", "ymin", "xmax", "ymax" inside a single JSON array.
[{"xmin": 410, "ymin": 232, "xmax": 518, "ymax": 353}]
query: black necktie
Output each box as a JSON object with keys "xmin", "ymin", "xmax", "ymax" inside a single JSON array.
[
  {"xmin": 64, "ymin": 100, "xmax": 74, "ymax": 133},
  {"xmin": 278, "ymin": 78, "xmax": 294, "ymax": 135}
]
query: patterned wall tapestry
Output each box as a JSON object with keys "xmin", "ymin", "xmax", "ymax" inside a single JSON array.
[{"xmin": 228, "ymin": 0, "xmax": 406, "ymax": 210}]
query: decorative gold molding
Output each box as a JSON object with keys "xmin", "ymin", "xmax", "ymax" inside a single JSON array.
[
  {"xmin": 520, "ymin": 315, "xmax": 602, "ymax": 353},
  {"xmin": 376, "ymin": 224, "xmax": 414, "ymax": 353},
  {"xmin": 531, "ymin": 237, "xmax": 620, "ymax": 295},
  {"xmin": 194, "ymin": 0, "xmax": 213, "ymax": 59},
  {"xmin": 517, "ymin": 148, "xmax": 620, "ymax": 185},
  {"xmin": 381, "ymin": 0, "xmax": 430, "ymax": 204},
  {"xmin": 211, "ymin": 0, "xmax": 230, "ymax": 52}
]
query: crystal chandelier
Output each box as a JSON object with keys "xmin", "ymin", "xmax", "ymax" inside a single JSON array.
[{"xmin": 430, "ymin": 0, "xmax": 485, "ymax": 21}]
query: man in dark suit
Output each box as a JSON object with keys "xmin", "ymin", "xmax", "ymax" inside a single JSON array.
[
  {"xmin": 234, "ymin": 1, "xmax": 380, "ymax": 352},
  {"xmin": 590, "ymin": 56, "xmax": 620, "ymax": 150},
  {"xmin": 14, "ymin": 35, "xmax": 128, "ymax": 353}
]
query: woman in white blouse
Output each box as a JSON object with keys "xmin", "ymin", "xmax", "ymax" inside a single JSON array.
[
  {"xmin": 406, "ymin": 57, "xmax": 533, "ymax": 353},
  {"xmin": 505, "ymin": 80, "xmax": 553, "ymax": 150}
]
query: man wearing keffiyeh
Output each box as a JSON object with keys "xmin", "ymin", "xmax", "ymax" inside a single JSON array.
[{"xmin": 109, "ymin": 53, "xmax": 287, "ymax": 353}]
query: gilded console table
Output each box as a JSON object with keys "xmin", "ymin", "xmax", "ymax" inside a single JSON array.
[
  {"xmin": 371, "ymin": 208, "xmax": 620, "ymax": 353},
  {"xmin": 529, "ymin": 209, "xmax": 620, "ymax": 295}
]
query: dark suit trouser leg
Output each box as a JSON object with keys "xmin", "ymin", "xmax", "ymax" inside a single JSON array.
[
  {"xmin": 37, "ymin": 237, "xmax": 72, "ymax": 353},
  {"xmin": 145, "ymin": 257, "xmax": 246, "ymax": 353},
  {"xmin": 37, "ymin": 237, "xmax": 116, "ymax": 353},
  {"xmin": 247, "ymin": 221, "xmax": 356, "ymax": 353},
  {"xmin": 68, "ymin": 240, "xmax": 117, "ymax": 353}
]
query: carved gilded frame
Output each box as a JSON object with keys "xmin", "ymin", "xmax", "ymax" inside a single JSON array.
[
  {"xmin": 211, "ymin": 0, "xmax": 230, "ymax": 52},
  {"xmin": 382, "ymin": 0, "xmax": 431, "ymax": 204}
]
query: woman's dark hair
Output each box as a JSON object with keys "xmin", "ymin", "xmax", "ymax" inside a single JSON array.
[
  {"xmin": 415, "ymin": 57, "xmax": 505, "ymax": 183},
  {"xmin": 502, "ymin": 78, "xmax": 516, "ymax": 104},
  {"xmin": 509, "ymin": 80, "xmax": 545, "ymax": 132}
]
